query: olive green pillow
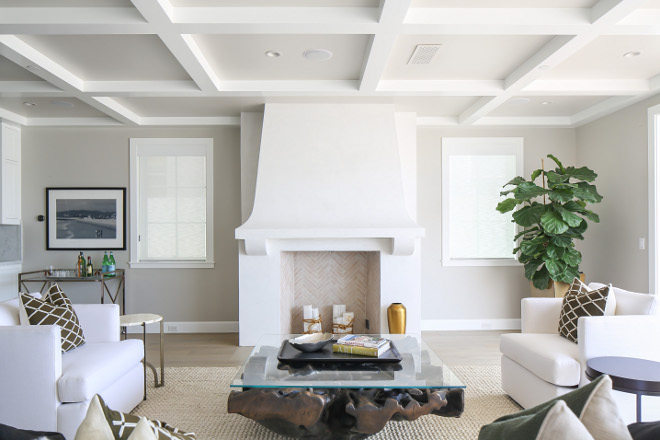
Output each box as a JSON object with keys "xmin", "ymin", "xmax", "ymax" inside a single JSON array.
[{"xmin": 479, "ymin": 375, "xmax": 631, "ymax": 440}]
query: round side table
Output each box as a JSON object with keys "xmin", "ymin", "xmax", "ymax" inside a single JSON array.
[
  {"xmin": 120, "ymin": 313, "xmax": 165, "ymax": 399},
  {"xmin": 586, "ymin": 356, "xmax": 660, "ymax": 423}
]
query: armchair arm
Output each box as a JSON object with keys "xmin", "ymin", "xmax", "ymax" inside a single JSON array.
[
  {"xmin": 578, "ymin": 315, "xmax": 660, "ymax": 385},
  {"xmin": 73, "ymin": 303, "xmax": 120, "ymax": 343},
  {"xmin": 0, "ymin": 326, "xmax": 61, "ymax": 432},
  {"xmin": 521, "ymin": 297, "xmax": 563, "ymax": 333}
]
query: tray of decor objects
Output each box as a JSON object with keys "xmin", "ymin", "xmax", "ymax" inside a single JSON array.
[{"xmin": 277, "ymin": 338, "xmax": 403, "ymax": 365}]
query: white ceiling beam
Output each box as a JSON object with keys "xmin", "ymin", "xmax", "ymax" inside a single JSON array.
[
  {"xmin": 415, "ymin": 117, "xmax": 458, "ymax": 126},
  {"xmin": 617, "ymin": 9, "xmax": 660, "ymax": 27},
  {"xmin": 83, "ymin": 80, "xmax": 201, "ymax": 94},
  {"xmin": 590, "ymin": 0, "xmax": 649, "ymax": 25},
  {"xmin": 404, "ymin": 8, "xmax": 590, "ymax": 35},
  {"xmin": 570, "ymin": 73, "xmax": 660, "ymax": 126},
  {"xmin": 0, "ymin": 7, "xmax": 149, "ymax": 34},
  {"xmin": 25, "ymin": 117, "xmax": 123, "ymax": 127},
  {"xmin": 0, "ymin": 108, "xmax": 28, "ymax": 126},
  {"xmin": 359, "ymin": 0, "xmax": 412, "ymax": 93},
  {"xmin": 475, "ymin": 116, "xmax": 574, "ymax": 127},
  {"xmin": 0, "ymin": 81, "xmax": 63, "ymax": 94},
  {"xmin": 377, "ymin": 80, "xmax": 502, "ymax": 95},
  {"xmin": 90, "ymin": 97, "xmax": 142, "ymax": 125},
  {"xmin": 219, "ymin": 80, "xmax": 360, "ymax": 93},
  {"xmin": 0, "ymin": 35, "xmax": 141, "ymax": 125},
  {"xmin": 140, "ymin": 116, "xmax": 240, "ymax": 126},
  {"xmin": 524, "ymin": 79, "xmax": 649, "ymax": 95},
  {"xmin": 130, "ymin": 0, "xmax": 220, "ymax": 92},
  {"xmin": 174, "ymin": 7, "xmax": 379, "ymax": 25}
]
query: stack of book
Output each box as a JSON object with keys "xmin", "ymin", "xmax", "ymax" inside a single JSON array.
[{"xmin": 332, "ymin": 335, "xmax": 391, "ymax": 357}]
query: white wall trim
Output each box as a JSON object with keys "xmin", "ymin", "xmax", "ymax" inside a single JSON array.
[
  {"xmin": 422, "ymin": 318, "xmax": 521, "ymax": 331},
  {"xmin": 648, "ymin": 103, "xmax": 660, "ymax": 296},
  {"xmin": 125, "ymin": 321, "xmax": 239, "ymax": 334}
]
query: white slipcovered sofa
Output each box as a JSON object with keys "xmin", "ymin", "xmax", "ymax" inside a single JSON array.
[
  {"xmin": 0, "ymin": 297, "xmax": 144, "ymax": 440},
  {"xmin": 501, "ymin": 283, "xmax": 660, "ymax": 424}
]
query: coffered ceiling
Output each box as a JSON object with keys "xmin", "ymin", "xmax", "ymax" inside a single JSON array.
[{"xmin": 1, "ymin": 0, "xmax": 660, "ymax": 127}]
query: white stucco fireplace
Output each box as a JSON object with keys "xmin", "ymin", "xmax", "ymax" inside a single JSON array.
[{"xmin": 235, "ymin": 104, "xmax": 424, "ymax": 346}]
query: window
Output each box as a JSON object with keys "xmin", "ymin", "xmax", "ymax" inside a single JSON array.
[
  {"xmin": 129, "ymin": 138, "xmax": 214, "ymax": 268},
  {"xmin": 441, "ymin": 137, "xmax": 523, "ymax": 266}
]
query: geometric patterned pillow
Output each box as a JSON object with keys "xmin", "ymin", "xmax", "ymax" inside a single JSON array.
[
  {"xmin": 44, "ymin": 283, "xmax": 75, "ymax": 308},
  {"xmin": 74, "ymin": 394, "xmax": 196, "ymax": 440},
  {"xmin": 558, "ymin": 278, "xmax": 611, "ymax": 343},
  {"xmin": 19, "ymin": 290, "xmax": 85, "ymax": 353}
]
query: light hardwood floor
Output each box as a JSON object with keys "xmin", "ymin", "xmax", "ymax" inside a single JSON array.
[{"xmin": 134, "ymin": 330, "xmax": 513, "ymax": 369}]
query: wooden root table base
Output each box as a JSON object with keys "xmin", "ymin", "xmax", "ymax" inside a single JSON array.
[{"xmin": 228, "ymin": 387, "xmax": 464, "ymax": 440}]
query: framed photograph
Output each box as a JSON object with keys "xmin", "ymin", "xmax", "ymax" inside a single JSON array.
[{"xmin": 46, "ymin": 187, "xmax": 126, "ymax": 250}]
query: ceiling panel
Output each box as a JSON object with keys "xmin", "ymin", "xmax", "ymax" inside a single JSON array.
[
  {"xmin": 0, "ymin": 0, "xmax": 132, "ymax": 6},
  {"xmin": 0, "ymin": 56, "xmax": 43, "ymax": 81},
  {"xmin": 411, "ymin": 0, "xmax": 597, "ymax": 8},
  {"xmin": 194, "ymin": 34, "xmax": 370, "ymax": 81},
  {"xmin": 16, "ymin": 35, "xmax": 192, "ymax": 81},
  {"xmin": 113, "ymin": 97, "xmax": 266, "ymax": 116},
  {"xmin": 171, "ymin": 0, "xmax": 379, "ymax": 6},
  {"xmin": 490, "ymin": 96, "xmax": 611, "ymax": 117},
  {"xmin": 385, "ymin": 35, "xmax": 553, "ymax": 80},
  {"xmin": 542, "ymin": 35, "xmax": 660, "ymax": 80},
  {"xmin": 1, "ymin": 97, "xmax": 109, "ymax": 118}
]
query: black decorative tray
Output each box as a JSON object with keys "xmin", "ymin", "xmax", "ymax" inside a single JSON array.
[{"xmin": 277, "ymin": 339, "xmax": 403, "ymax": 365}]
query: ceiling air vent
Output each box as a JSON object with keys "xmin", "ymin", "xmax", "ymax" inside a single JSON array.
[{"xmin": 408, "ymin": 44, "xmax": 442, "ymax": 65}]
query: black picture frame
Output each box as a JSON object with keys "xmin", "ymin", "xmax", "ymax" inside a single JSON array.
[{"xmin": 46, "ymin": 187, "xmax": 126, "ymax": 250}]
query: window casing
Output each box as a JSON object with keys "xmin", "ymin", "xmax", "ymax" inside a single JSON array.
[
  {"xmin": 129, "ymin": 138, "xmax": 214, "ymax": 268},
  {"xmin": 441, "ymin": 137, "xmax": 523, "ymax": 266}
]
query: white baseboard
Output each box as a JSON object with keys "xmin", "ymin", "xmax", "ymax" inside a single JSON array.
[
  {"xmin": 421, "ymin": 318, "xmax": 521, "ymax": 331},
  {"xmin": 124, "ymin": 321, "xmax": 239, "ymax": 334}
]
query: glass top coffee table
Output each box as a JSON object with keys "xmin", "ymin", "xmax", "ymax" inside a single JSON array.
[{"xmin": 228, "ymin": 334, "xmax": 465, "ymax": 439}]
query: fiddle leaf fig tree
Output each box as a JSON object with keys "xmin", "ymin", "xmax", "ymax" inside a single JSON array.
[{"xmin": 496, "ymin": 154, "xmax": 603, "ymax": 290}]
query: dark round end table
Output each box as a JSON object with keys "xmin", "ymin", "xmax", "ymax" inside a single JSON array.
[{"xmin": 586, "ymin": 356, "xmax": 660, "ymax": 423}]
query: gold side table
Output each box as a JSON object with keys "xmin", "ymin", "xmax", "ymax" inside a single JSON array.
[{"xmin": 120, "ymin": 313, "xmax": 164, "ymax": 399}]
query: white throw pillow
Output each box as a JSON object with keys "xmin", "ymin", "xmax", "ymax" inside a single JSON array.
[
  {"xmin": 537, "ymin": 401, "xmax": 594, "ymax": 440},
  {"xmin": 74, "ymin": 395, "xmax": 115, "ymax": 440},
  {"xmin": 127, "ymin": 418, "xmax": 159, "ymax": 440}
]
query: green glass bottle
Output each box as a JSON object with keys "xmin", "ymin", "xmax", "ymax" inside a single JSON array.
[
  {"xmin": 102, "ymin": 251, "xmax": 110, "ymax": 274},
  {"xmin": 108, "ymin": 251, "xmax": 116, "ymax": 276}
]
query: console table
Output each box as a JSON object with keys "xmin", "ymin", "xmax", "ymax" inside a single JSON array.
[
  {"xmin": 228, "ymin": 334, "xmax": 465, "ymax": 439},
  {"xmin": 18, "ymin": 269, "xmax": 126, "ymax": 314}
]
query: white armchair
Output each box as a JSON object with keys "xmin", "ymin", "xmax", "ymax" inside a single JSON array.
[
  {"xmin": 0, "ymin": 298, "xmax": 144, "ymax": 440},
  {"xmin": 500, "ymin": 284, "xmax": 660, "ymax": 424}
]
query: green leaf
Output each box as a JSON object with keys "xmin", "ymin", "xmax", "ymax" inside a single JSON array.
[
  {"xmin": 496, "ymin": 198, "xmax": 520, "ymax": 213},
  {"xmin": 551, "ymin": 235, "xmax": 573, "ymax": 248},
  {"xmin": 520, "ymin": 240, "xmax": 541, "ymax": 256},
  {"xmin": 561, "ymin": 248, "xmax": 582, "ymax": 266},
  {"xmin": 546, "ymin": 171, "xmax": 569, "ymax": 184},
  {"xmin": 513, "ymin": 182, "xmax": 549, "ymax": 201},
  {"xmin": 541, "ymin": 210, "xmax": 569, "ymax": 235},
  {"xmin": 574, "ymin": 182, "xmax": 604, "ymax": 204},
  {"xmin": 556, "ymin": 265, "xmax": 581, "ymax": 284},
  {"xmin": 500, "ymin": 189, "xmax": 515, "ymax": 196},
  {"xmin": 582, "ymin": 210, "xmax": 600, "ymax": 223},
  {"xmin": 545, "ymin": 244, "xmax": 564, "ymax": 260},
  {"xmin": 554, "ymin": 206, "xmax": 583, "ymax": 227},
  {"xmin": 547, "ymin": 154, "xmax": 565, "ymax": 173},
  {"xmin": 564, "ymin": 166, "xmax": 597, "ymax": 182},
  {"xmin": 532, "ymin": 267, "xmax": 551, "ymax": 289},
  {"xmin": 530, "ymin": 169, "xmax": 543, "ymax": 182},
  {"xmin": 544, "ymin": 257, "xmax": 567, "ymax": 278},
  {"xmin": 562, "ymin": 201, "xmax": 583, "ymax": 212},
  {"xmin": 512, "ymin": 204, "xmax": 546, "ymax": 227},
  {"xmin": 524, "ymin": 261, "xmax": 542, "ymax": 280},
  {"xmin": 548, "ymin": 188, "xmax": 574, "ymax": 203},
  {"xmin": 514, "ymin": 227, "xmax": 540, "ymax": 241},
  {"xmin": 503, "ymin": 176, "xmax": 526, "ymax": 187}
]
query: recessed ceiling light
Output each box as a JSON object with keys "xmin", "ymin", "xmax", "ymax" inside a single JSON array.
[
  {"xmin": 302, "ymin": 49, "xmax": 333, "ymax": 61},
  {"xmin": 265, "ymin": 50, "xmax": 281, "ymax": 58},
  {"xmin": 50, "ymin": 100, "xmax": 74, "ymax": 108},
  {"xmin": 623, "ymin": 51, "xmax": 641, "ymax": 58},
  {"xmin": 507, "ymin": 97, "xmax": 530, "ymax": 105},
  {"xmin": 540, "ymin": 101, "xmax": 553, "ymax": 105},
  {"xmin": 23, "ymin": 101, "xmax": 37, "ymax": 107}
]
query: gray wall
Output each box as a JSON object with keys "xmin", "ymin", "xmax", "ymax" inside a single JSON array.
[
  {"xmin": 417, "ymin": 127, "xmax": 577, "ymax": 323},
  {"xmin": 576, "ymin": 95, "xmax": 660, "ymax": 293},
  {"xmin": 21, "ymin": 126, "xmax": 241, "ymax": 322}
]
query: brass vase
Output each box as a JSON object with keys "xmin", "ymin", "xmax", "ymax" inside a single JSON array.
[{"xmin": 387, "ymin": 303, "xmax": 406, "ymax": 334}]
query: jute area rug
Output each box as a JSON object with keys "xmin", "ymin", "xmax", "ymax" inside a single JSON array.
[{"xmin": 131, "ymin": 366, "xmax": 521, "ymax": 440}]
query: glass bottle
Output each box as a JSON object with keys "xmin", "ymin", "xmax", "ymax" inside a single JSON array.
[
  {"xmin": 108, "ymin": 251, "xmax": 116, "ymax": 276},
  {"xmin": 102, "ymin": 251, "xmax": 110, "ymax": 274},
  {"xmin": 78, "ymin": 251, "xmax": 86, "ymax": 277},
  {"xmin": 86, "ymin": 256, "xmax": 93, "ymax": 277}
]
